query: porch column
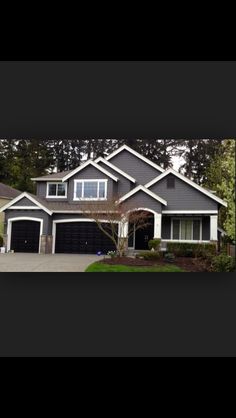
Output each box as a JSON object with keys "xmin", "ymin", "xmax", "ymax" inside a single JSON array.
[
  {"xmin": 118, "ymin": 219, "xmax": 129, "ymax": 238},
  {"xmin": 154, "ymin": 213, "xmax": 162, "ymax": 239},
  {"xmin": 210, "ymin": 215, "xmax": 218, "ymax": 241}
]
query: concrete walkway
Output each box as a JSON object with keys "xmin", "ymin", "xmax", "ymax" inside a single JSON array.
[{"xmin": 0, "ymin": 253, "xmax": 100, "ymax": 272}]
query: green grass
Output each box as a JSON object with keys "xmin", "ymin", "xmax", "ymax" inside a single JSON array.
[{"xmin": 85, "ymin": 262, "xmax": 185, "ymax": 272}]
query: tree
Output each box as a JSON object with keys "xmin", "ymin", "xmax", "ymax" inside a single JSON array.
[
  {"xmin": 204, "ymin": 139, "xmax": 235, "ymax": 242},
  {"xmin": 80, "ymin": 197, "xmax": 152, "ymax": 256}
]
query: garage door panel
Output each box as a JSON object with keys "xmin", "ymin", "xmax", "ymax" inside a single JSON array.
[
  {"xmin": 11, "ymin": 220, "xmax": 40, "ymax": 253},
  {"xmin": 55, "ymin": 222, "xmax": 117, "ymax": 254}
]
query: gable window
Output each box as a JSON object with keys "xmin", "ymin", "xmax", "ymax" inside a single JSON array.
[
  {"xmin": 47, "ymin": 182, "xmax": 67, "ymax": 198},
  {"xmin": 171, "ymin": 218, "xmax": 202, "ymax": 241},
  {"xmin": 167, "ymin": 175, "xmax": 175, "ymax": 189},
  {"xmin": 74, "ymin": 180, "xmax": 107, "ymax": 200}
]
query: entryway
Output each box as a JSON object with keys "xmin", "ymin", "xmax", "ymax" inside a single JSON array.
[{"xmin": 128, "ymin": 211, "xmax": 154, "ymax": 250}]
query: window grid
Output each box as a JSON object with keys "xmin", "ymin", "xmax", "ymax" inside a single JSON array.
[
  {"xmin": 74, "ymin": 180, "xmax": 107, "ymax": 201},
  {"xmin": 171, "ymin": 218, "xmax": 202, "ymax": 241}
]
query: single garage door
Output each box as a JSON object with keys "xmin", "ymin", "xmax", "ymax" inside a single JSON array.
[
  {"xmin": 10, "ymin": 220, "xmax": 41, "ymax": 253},
  {"xmin": 55, "ymin": 222, "xmax": 117, "ymax": 254}
]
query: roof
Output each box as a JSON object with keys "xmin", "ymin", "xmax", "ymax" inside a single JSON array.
[
  {"xmin": 0, "ymin": 183, "xmax": 22, "ymax": 199},
  {"xmin": 118, "ymin": 185, "xmax": 167, "ymax": 206},
  {"xmin": 95, "ymin": 157, "xmax": 136, "ymax": 183},
  {"xmin": 62, "ymin": 160, "xmax": 119, "ymax": 182},
  {"xmin": 0, "ymin": 192, "xmax": 53, "ymax": 215},
  {"xmin": 31, "ymin": 170, "xmax": 73, "ymax": 181},
  {"xmin": 106, "ymin": 144, "xmax": 165, "ymax": 173},
  {"xmin": 145, "ymin": 168, "xmax": 228, "ymax": 208}
]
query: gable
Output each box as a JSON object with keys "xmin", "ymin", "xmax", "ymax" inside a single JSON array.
[
  {"xmin": 121, "ymin": 190, "xmax": 162, "ymax": 213},
  {"xmin": 11, "ymin": 197, "xmax": 38, "ymax": 207},
  {"xmin": 149, "ymin": 174, "xmax": 219, "ymax": 211},
  {"xmin": 108, "ymin": 150, "xmax": 163, "ymax": 185},
  {"xmin": 98, "ymin": 161, "xmax": 132, "ymax": 196}
]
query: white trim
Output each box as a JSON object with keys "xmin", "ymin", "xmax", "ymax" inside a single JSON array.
[
  {"xmin": 170, "ymin": 217, "xmax": 202, "ymax": 241},
  {"xmin": 210, "ymin": 215, "xmax": 218, "ymax": 241},
  {"xmin": 31, "ymin": 177, "xmax": 64, "ymax": 181},
  {"xmin": 62, "ymin": 160, "xmax": 118, "ymax": 182},
  {"xmin": 162, "ymin": 210, "xmax": 218, "ymax": 214},
  {"xmin": 73, "ymin": 179, "xmax": 108, "ymax": 201},
  {"xmin": 163, "ymin": 240, "xmax": 211, "ymax": 243},
  {"xmin": 52, "ymin": 218, "xmax": 119, "ymax": 254},
  {"xmin": 95, "ymin": 157, "xmax": 136, "ymax": 183},
  {"xmin": 46, "ymin": 182, "xmax": 68, "ymax": 199},
  {"xmin": 145, "ymin": 168, "xmax": 227, "ymax": 207},
  {"xmin": 8, "ymin": 206, "xmax": 42, "ymax": 210},
  {"xmin": 0, "ymin": 192, "xmax": 53, "ymax": 215},
  {"xmin": 106, "ymin": 144, "xmax": 165, "ymax": 173},
  {"xmin": 118, "ymin": 185, "xmax": 167, "ymax": 206},
  {"xmin": 7, "ymin": 217, "xmax": 43, "ymax": 254}
]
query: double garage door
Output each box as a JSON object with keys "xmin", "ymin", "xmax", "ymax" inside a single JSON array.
[
  {"xmin": 10, "ymin": 220, "xmax": 117, "ymax": 254},
  {"xmin": 55, "ymin": 222, "xmax": 117, "ymax": 254}
]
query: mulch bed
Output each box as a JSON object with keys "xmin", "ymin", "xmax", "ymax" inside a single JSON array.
[{"xmin": 99, "ymin": 256, "xmax": 209, "ymax": 272}]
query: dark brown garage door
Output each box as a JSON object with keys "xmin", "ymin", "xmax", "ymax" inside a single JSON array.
[
  {"xmin": 11, "ymin": 220, "xmax": 40, "ymax": 253},
  {"xmin": 55, "ymin": 222, "xmax": 117, "ymax": 254}
]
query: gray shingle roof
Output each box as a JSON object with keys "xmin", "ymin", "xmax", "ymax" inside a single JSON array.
[
  {"xmin": 0, "ymin": 183, "xmax": 22, "ymax": 199},
  {"xmin": 31, "ymin": 170, "xmax": 73, "ymax": 181}
]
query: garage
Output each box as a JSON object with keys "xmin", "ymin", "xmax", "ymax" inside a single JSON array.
[
  {"xmin": 55, "ymin": 222, "xmax": 117, "ymax": 254},
  {"xmin": 10, "ymin": 220, "xmax": 41, "ymax": 253}
]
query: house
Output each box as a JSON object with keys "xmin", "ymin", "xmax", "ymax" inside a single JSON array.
[
  {"xmin": 0, "ymin": 183, "xmax": 21, "ymax": 235},
  {"xmin": 0, "ymin": 145, "xmax": 227, "ymax": 254}
]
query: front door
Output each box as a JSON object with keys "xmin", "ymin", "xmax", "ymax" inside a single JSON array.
[{"xmin": 135, "ymin": 215, "xmax": 154, "ymax": 250}]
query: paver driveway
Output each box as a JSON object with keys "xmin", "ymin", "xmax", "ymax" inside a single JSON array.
[{"xmin": 0, "ymin": 253, "xmax": 100, "ymax": 272}]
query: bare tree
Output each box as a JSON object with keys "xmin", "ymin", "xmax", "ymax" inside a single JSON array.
[{"xmin": 80, "ymin": 197, "xmax": 152, "ymax": 257}]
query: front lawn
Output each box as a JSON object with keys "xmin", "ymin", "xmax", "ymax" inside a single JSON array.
[{"xmin": 85, "ymin": 262, "xmax": 185, "ymax": 272}]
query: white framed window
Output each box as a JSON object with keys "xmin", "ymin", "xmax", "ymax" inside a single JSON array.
[
  {"xmin": 74, "ymin": 179, "xmax": 108, "ymax": 201},
  {"xmin": 171, "ymin": 218, "xmax": 202, "ymax": 241},
  {"xmin": 46, "ymin": 182, "xmax": 67, "ymax": 198}
]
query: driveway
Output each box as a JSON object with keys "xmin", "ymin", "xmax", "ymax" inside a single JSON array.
[{"xmin": 0, "ymin": 253, "xmax": 100, "ymax": 272}]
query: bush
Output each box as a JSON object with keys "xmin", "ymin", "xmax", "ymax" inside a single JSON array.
[
  {"xmin": 164, "ymin": 252, "xmax": 175, "ymax": 263},
  {"xmin": 211, "ymin": 254, "xmax": 235, "ymax": 272},
  {"xmin": 148, "ymin": 239, "xmax": 161, "ymax": 251},
  {"xmin": 166, "ymin": 242, "xmax": 217, "ymax": 258},
  {"xmin": 0, "ymin": 235, "xmax": 3, "ymax": 247},
  {"xmin": 136, "ymin": 251, "xmax": 162, "ymax": 261}
]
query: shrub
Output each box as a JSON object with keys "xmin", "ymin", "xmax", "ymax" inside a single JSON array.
[
  {"xmin": 136, "ymin": 251, "xmax": 162, "ymax": 261},
  {"xmin": 0, "ymin": 235, "xmax": 3, "ymax": 247},
  {"xmin": 164, "ymin": 252, "xmax": 175, "ymax": 263},
  {"xmin": 211, "ymin": 254, "xmax": 235, "ymax": 272},
  {"xmin": 148, "ymin": 239, "xmax": 161, "ymax": 251},
  {"xmin": 166, "ymin": 242, "xmax": 217, "ymax": 258}
]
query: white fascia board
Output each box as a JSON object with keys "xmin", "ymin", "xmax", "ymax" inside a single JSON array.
[
  {"xmin": 162, "ymin": 210, "xmax": 219, "ymax": 214},
  {"xmin": 106, "ymin": 144, "xmax": 165, "ymax": 173},
  {"xmin": 31, "ymin": 177, "xmax": 63, "ymax": 181},
  {"xmin": 145, "ymin": 168, "xmax": 228, "ymax": 208},
  {"xmin": 62, "ymin": 160, "xmax": 118, "ymax": 182},
  {"xmin": 0, "ymin": 192, "xmax": 53, "ymax": 215},
  {"xmin": 119, "ymin": 185, "xmax": 167, "ymax": 206},
  {"xmin": 95, "ymin": 157, "xmax": 136, "ymax": 183}
]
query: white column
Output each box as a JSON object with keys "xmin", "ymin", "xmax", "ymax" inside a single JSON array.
[
  {"xmin": 154, "ymin": 213, "xmax": 162, "ymax": 239},
  {"xmin": 119, "ymin": 219, "xmax": 129, "ymax": 238},
  {"xmin": 210, "ymin": 215, "xmax": 218, "ymax": 241}
]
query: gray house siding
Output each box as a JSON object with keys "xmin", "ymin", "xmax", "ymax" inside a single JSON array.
[
  {"xmin": 108, "ymin": 150, "xmax": 162, "ymax": 186},
  {"xmin": 4, "ymin": 209, "xmax": 52, "ymax": 235},
  {"xmin": 150, "ymin": 175, "xmax": 218, "ymax": 211},
  {"xmin": 13, "ymin": 197, "xmax": 38, "ymax": 207},
  {"xmin": 98, "ymin": 161, "xmax": 132, "ymax": 197},
  {"xmin": 36, "ymin": 182, "xmax": 47, "ymax": 198},
  {"xmin": 67, "ymin": 165, "xmax": 115, "ymax": 204},
  {"xmin": 124, "ymin": 191, "xmax": 162, "ymax": 213}
]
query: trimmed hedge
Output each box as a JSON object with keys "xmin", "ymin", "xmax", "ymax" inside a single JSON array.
[
  {"xmin": 148, "ymin": 239, "xmax": 161, "ymax": 251},
  {"xmin": 166, "ymin": 242, "xmax": 217, "ymax": 258},
  {"xmin": 136, "ymin": 251, "xmax": 162, "ymax": 261}
]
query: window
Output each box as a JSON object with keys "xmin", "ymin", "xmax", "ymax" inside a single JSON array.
[
  {"xmin": 47, "ymin": 182, "xmax": 67, "ymax": 198},
  {"xmin": 171, "ymin": 218, "xmax": 201, "ymax": 241},
  {"xmin": 74, "ymin": 180, "xmax": 107, "ymax": 200},
  {"xmin": 167, "ymin": 175, "xmax": 175, "ymax": 189}
]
